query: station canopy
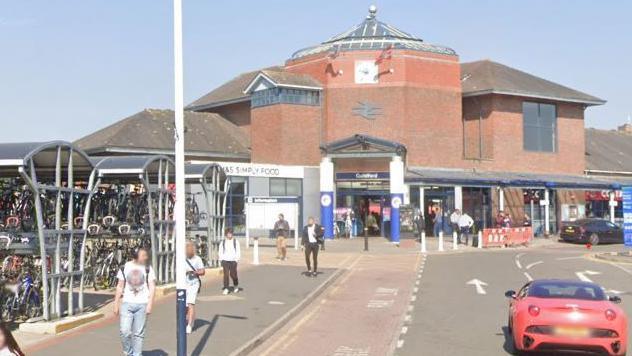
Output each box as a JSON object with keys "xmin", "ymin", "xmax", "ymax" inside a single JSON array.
[
  {"xmin": 0, "ymin": 141, "xmax": 93, "ymax": 178},
  {"xmin": 407, "ymin": 167, "xmax": 624, "ymax": 190}
]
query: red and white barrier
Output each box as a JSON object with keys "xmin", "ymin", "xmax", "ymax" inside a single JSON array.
[{"xmin": 481, "ymin": 227, "xmax": 533, "ymax": 248}]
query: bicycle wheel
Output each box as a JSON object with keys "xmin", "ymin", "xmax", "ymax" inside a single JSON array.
[{"xmin": 2, "ymin": 296, "xmax": 15, "ymax": 321}]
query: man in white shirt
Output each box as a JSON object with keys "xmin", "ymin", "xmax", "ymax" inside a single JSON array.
[
  {"xmin": 457, "ymin": 212, "xmax": 475, "ymax": 246},
  {"xmin": 114, "ymin": 247, "xmax": 156, "ymax": 356},
  {"xmin": 218, "ymin": 228, "xmax": 241, "ymax": 295},
  {"xmin": 185, "ymin": 241, "xmax": 205, "ymax": 334}
]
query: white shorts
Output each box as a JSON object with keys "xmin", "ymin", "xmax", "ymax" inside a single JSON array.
[{"xmin": 186, "ymin": 284, "xmax": 199, "ymax": 305}]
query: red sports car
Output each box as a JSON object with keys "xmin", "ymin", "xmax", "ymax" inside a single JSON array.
[{"xmin": 506, "ymin": 279, "xmax": 628, "ymax": 355}]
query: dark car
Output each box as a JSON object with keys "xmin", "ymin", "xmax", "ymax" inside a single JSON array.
[{"xmin": 560, "ymin": 218, "xmax": 623, "ymax": 245}]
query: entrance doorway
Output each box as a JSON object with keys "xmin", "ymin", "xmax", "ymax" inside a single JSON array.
[
  {"xmin": 423, "ymin": 187, "xmax": 454, "ymax": 237},
  {"xmin": 336, "ymin": 181, "xmax": 389, "ymax": 237}
]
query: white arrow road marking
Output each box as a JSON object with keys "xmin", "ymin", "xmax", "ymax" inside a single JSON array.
[
  {"xmin": 466, "ymin": 279, "xmax": 489, "ymax": 295},
  {"xmin": 576, "ymin": 270, "xmax": 601, "ymax": 283},
  {"xmin": 606, "ymin": 289, "xmax": 624, "ymax": 295},
  {"xmin": 524, "ymin": 272, "xmax": 534, "ymax": 281},
  {"xmin": 526, "ymin": 261, "xmax": 543, "ymax": 270}
]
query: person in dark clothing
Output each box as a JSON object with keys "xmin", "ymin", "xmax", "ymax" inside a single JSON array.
[
  {"xmin": 415, "ymin": 211, "xmax": 425, "ymax": 241},
  {"xmin": 302, "ymin": 216, "xmax": 324, "ymax": 278}
]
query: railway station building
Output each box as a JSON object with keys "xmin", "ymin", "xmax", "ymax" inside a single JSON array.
[{"xmin": 77, "ymin": 6, "xmax": 632, "ymax": 242}]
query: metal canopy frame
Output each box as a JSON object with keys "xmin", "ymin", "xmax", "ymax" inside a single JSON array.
[
  {"xmin": 90, "ymin": 155, "xmax": 176, "ymax": 285},
  {"xmin": 0, "ymin": 141, "xmax": 94, "ymax": 321},
  {"xmin": 185, "ymin": 163, "xmax": 230, "ymax": 268}
]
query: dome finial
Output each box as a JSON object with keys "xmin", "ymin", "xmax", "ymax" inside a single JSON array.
[{"xmin": 367, "ymin": 5, "xmax": 377, "ymax": 19}]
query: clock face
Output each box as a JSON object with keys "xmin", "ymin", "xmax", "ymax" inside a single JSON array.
[{"xmin": 354, "ymin": 60, "xmax": 378, "ymax": 84}]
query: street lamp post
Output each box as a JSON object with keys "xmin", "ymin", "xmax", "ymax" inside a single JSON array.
[{"xmin": 173, "ymin": 0, "xmax": 187, "ymax": 355}]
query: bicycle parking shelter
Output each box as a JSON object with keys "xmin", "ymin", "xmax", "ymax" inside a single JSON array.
[
  {"xmin": 184, "ymin": 163, "xmax": 230, "ymax": 268},
  {"xmin": 0, "ymin": 141, "xmax": 95, "ymax": 321},
  {"xmin": 91, "ymin": 155, "xmax": 176, "ymax": 286}
]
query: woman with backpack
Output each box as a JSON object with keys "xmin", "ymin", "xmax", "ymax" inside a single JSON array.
[{"xmin": 219, "ymin": 228, "xmax": 241, "ymax": 295}]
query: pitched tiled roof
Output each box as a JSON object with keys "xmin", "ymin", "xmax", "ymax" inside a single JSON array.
[
  {"xmin": 461, "ymin": 60, "xmax": 605, "ymax": 106},
  {"xmin": 75, "ymin": 109, "xmax": 250, "ymax": 159},
  {"xmin": 259, "ymin": 70, "xmax": 321, "ymax": 89},
  {"xmin": 585, "ymin": 128, "xmax": 632, "ymax": 174},
  {"xmin": 186, "ymin": 66, "xmax": 282, "ymax": 111}
]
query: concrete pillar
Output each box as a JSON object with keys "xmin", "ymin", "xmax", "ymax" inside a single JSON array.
[
  {"xmin": 389, "ymin": 156, "xmax": 405, "ymax": 244},
  {"xmin": 499, "ymin": 188, "xmax": 505, "ymax": 212},
  {"xmin": 544, "ymin": 189, "xmax": 550, "ymax": 235},
  {"xmin": 609, "ymin": 191, "xmax": 617, "ymax": 223},
  {"xmin": 320, "ymin": 157, "xmax": 335, "ymax": 239},
  {"xmin": 454, "ymin": 185, "xmax": 463, "ymax": 211}
]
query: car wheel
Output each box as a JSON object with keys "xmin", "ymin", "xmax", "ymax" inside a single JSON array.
[{"xmin": 589, "ymin": 233, "xmax": 600, "ymax": 245}]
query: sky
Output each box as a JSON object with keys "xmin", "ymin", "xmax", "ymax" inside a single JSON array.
[{"xmin": 0, "ymin": 0, "xmax": 630, "ymax": 143}]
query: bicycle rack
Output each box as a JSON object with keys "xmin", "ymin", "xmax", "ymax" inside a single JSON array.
[{"xmin": 185, "ymin": 163, "xmax": 230, "ymax": 268}]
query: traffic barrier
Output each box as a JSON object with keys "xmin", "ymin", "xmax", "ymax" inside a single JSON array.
[
  {"xmin": 420, "ymin": 231, "xmax": 427, "ymax": 253},
  {"xmin": 481, "ymin": 227, "xmax": 533, "ymax": 248}
]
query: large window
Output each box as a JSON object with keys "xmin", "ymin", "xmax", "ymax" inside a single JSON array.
[
  {"xmin": 523, "ymin": 102, "xmax": 557, "ymax": 152},
  {"xmin": 269, "ymin": 178, "xmax": 302, "ymax": 196},
  {"xmin": 251, "ymin": 88, "xmax": 320, "ymax": 108}
]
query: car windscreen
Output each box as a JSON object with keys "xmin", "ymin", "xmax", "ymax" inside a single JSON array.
[{"xmin": 527, "ymin": 282, "xmax": 606, "ymax": 301}]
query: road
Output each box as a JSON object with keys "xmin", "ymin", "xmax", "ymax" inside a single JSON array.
[{"xmin": 396, "ymin": 243, "xmax": 632, "ymax": 355}]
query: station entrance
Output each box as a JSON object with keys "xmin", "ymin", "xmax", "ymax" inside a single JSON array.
[{"xmin": 335, "ymin": 178, "xmax": 390, "ymax": 237}]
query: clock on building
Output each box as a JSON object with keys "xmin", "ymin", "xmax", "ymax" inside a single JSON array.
[{"xmin": 354, "ymin": 60, "xmax": 379, "ymax": 84}]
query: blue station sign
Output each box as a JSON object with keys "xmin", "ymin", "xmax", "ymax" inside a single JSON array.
[
  {"xmin": 623, "ymin": 186, "xmax": 632, "ymax": 247},
  {"xmin": 335, "ymin": 172, "xmax": 390, "ymax": 181}
]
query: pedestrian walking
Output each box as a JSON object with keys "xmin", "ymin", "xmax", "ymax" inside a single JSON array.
[
  {"xmin": 302, "ymin": 217, "xmax": 324, "ymax": 278},
  {"xmin": 415, "ymin": 210, "xmax": 425, "ymax": 241},
  {"xmin": 433, "ymin": 206, "xmax": 443, "ymax": 237},
  {"xmin": 503, "ymin": 212, "xmax": 513, "ymax": 228},
  {"xmin": 457, "ymin": 212, "xmax": 474, "ymax": 245},
  {"xmin": 114, "ymin": 247, "xmax": 156, "ymax": 356},
  {"xmin": 185, "ymin": 241, "xmax": 205, "ymax": 334},
  {"xmin": 449, "ymin": 208, "xmax": 461, "ymax": 238},
  {"xmin": 496, "ymin": 211, "xmax": 505, "ymax": 228},
  {"xmin": 0, "ymin": 322, "xmax": 24, "ymax": 356},
  {"xmin": 219, "ymin": 228, "xmax": 241, "ymax": 295},
  {"xmin": 273, "ymin": 213, "xmax": 290, "ymax": 260}
]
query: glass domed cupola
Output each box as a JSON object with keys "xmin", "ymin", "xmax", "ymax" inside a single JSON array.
[{"xmin": 291, "ymin": 5, "xmax": 456, "ymax": 60}]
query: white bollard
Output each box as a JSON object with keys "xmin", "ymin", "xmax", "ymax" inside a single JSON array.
[
  {"xmin": 453, "ymin": 231, "xmax": 458, "ymax": 250},
  {"xmin": 421, "ymin": 231, "xmax": 427, "ymax": 253},
  {"xmin": 438, "ymin": 231, "xmax": 444, "ymax": 252},
  {"xmin": 253, "ymin": 237, "xmax": 260, "ymax": 265},
  {"xmin": 478, "ymin": 231, "xmax": 483, "ymax": 249}
]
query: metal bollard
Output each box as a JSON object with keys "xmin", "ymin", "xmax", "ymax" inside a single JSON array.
[
  {"xmin": 253, "ymin": 237, "xmax": 260, "ymax": 265},
  {"xmin": 453, "ymin": 231, "xmax": 458, "ymax": 250},
  {"xmin": 364, "ymin": 227, "xmax": 369, "ymax": 252},
  {"xmin": 438, "ymin": 231, "xmax": 444, "ymax": 252},
  {"xmin": 420, "ymin": 231, "xmax": 427, "ymax": 253},
  {"xmin": 477, "ymin": 231, "xmax": 483, "ymax": 249}
]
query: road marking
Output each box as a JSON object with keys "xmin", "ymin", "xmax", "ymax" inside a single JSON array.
[
  {"xmin": 515, "ymin": 259, "xmax": 522, "ymax": 269},
  {"xmin": 413, "ymin": 287, "xmax": 419, "ymax": 293},
  {"xmin": 367, "ymin": 300, "xmax": 394, "ymax": 309},
  {"xmin": 524, "ymin": 272, "xmax": 533, "ymax": 281},
  {"xmin": 375, "ymin": 287, "xmax": 399, "ymax": 296},
  {"xmin": 268, "ymin": 301, "xmax": 285, "ymax": 305},
  {"xmin": 576, "ymin": 270, "xmax": 601, "ymax": 283},
  {"xmin": 556, "ymin": 256, "xmax": 584, "ymax": 261},
  {"xmin": 606, "ymin": 289, "xmax": 624, "ymax": 295},
  {"xmin": 466, "ymin": 279, "xmax": 488, "ymax": 295},
  {"xmin": 404, "ymin": 314, "xmax": 411, "ymax": 322},
  {"xmin": 525, "ymin": 261, "xmax": 543, "ymax": 270},
  {"xmin": 397, "ymin": 339, "xmax": 405, "ymax": 348},
  {"xmin": 411, "ymin": 295, "xmax": 417, "ymax": 302},
  {"xmin": 401, "ymin": 326, "xmax": 408, "ymax": 334},
  {"xmin": 333, "ymin": 346, "xmax": 370, "ymax": 356},
  {"xmin": 415, "ymin": 280, "xmax": 420, "ymax": 286}
]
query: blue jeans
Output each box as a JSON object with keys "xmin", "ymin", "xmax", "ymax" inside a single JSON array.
[
  {"xmin": 120, "ymin": 302, "xmax": 147, "ymax": 356},
  {"xmin": 433, "ymin": 221, "xmax": 443, "ymax": 237}
]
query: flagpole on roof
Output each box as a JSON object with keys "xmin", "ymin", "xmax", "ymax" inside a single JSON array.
[{"xmin": 173, "ymin": 0, "xmax": 187, "ymax": 355}]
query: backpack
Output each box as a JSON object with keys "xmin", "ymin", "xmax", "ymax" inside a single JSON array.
[
  {"xmin": 221, "ymin": 238, "xmax": 237, "ymax": 253},
  {"xmin": 119, "ymin": 264, "xmax": 151, "ymax": 289}
]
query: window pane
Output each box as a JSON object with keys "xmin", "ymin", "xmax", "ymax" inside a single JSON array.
[
  {"xmin": 524, "ymin": 125, "xmax": 540, "ymax": 151},
  {"xmin": 286, "ymin": 179, "xmax": 302, "ymax": 196},
  {"xmin": 540, "ymin": 104, "xmax": 556, "ymax": 128},
  {"xmin": 539, "ymin": 127, "xmax": 555, "ymax": 152},
  {"xmin": 523, "ymin": 102, "xmax": 539, "ymax": 126},
  {"xmin": 270, "ymin": 178, "xmax": 286, "ymax": 196}
]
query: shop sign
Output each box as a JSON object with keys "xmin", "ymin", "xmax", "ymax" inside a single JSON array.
[
  {"xmin": 623, "ymin": 187, "xmax": 632, "ymax": 247},
  {"xmin": 192, "ymin": 162, "xmax": 304, "ymax": 178},
  {"xmin": 246, "ymin": 196, "xmax": 299, "ymax": 204},
  {"xmin": 335, "ymin": 172, "xmax": 390, "ymax": 181},
  {"xmin": 585, "ymin": 190, "xmax": 623, "ymax": 201}
]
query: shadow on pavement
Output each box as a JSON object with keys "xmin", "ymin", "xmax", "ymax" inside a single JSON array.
[
  {"xmin": 500, "ymin": 326, "xmax": 516, "ymax": 354},
  {"xmin": 142, "ymin": 350, "xmax": 168, "ymax": 356},
  {"xmin": 191, "ymin": 314, "xmax": 248, "ymax": 356}
]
